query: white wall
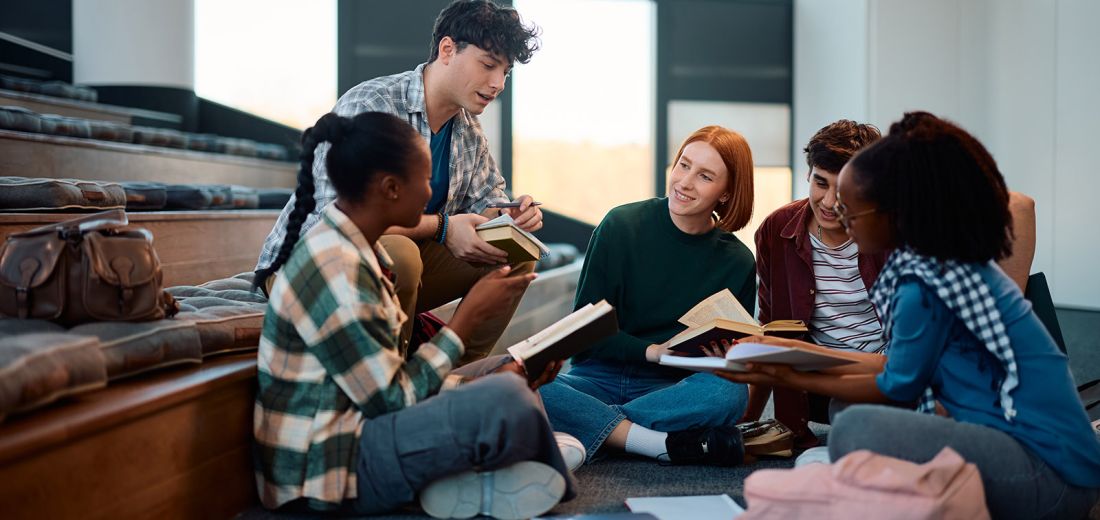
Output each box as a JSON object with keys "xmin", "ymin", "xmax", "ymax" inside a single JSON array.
[
  {"xmin": 791, "ymin": 0, "xmax": 869, "ymax": 198},
  {"xmin": 1051, "ymin": 0, "xmax": 1100, "ymax": 309},
  {"xmin": 794, "ymin": 0, "xmax": 1100, "ymax": 309},
  {"xmin": 73, "ymin": 0, "xmax": 195, "ymax": 88}
]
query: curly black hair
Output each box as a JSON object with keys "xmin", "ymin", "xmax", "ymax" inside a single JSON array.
[
  {"xmin": 428, "ymin": 0, "xmax": 540, "ymax": 65},
  {"xmin": 847, "ymin": 111, "xmax": 1013, "ymax": 263}
]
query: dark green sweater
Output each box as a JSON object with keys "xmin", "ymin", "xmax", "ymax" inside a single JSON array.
[{"xmin": 572, "ymin": 198, "xmax": 756, "ymax": 365}]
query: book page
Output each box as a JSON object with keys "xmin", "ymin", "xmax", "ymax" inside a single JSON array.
[
  {"xmin": 476, "ymin": 213, "xmax": 514, "ymax": 230},
  {"xmin": 678, "ymin": 289, "xmax": 756, "ymax": 328}
]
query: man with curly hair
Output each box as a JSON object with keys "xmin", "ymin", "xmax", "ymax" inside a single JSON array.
[{"xmin": 257, "ymin": 1, "xmax": 545, "ymax": 363}]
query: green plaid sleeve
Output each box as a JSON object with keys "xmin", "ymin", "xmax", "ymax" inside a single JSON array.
[{"xmin": 291, "ymin": 256, "xmax": 463, "ymax": 417}]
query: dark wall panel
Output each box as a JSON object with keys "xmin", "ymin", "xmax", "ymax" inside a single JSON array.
[
  {"xmin": 338, "ymin": 0, "xmax": 451, "ymax": 94},
  {"xmin": 0, "ymin": 0, "xmax": 73, "ymax": 53},
  {"xmin": 655, "ymin": 0, "xmax": 792, "ymax": 193},
  {"xmin": 0, "ymin": 0, "xmax": 73, "ymax": 81}
]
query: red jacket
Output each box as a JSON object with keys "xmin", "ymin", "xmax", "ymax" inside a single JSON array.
[{"xmin": 754, "ymin": 198, "xmax": 888, "ymax": 325}]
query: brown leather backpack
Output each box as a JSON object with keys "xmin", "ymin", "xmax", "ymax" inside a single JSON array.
[{"xmin": 0, "ymin": 209, "xmax": 178, "ymax": 326}]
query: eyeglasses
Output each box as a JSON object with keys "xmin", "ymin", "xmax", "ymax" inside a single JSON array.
[{"xmin": 833, "ymin": 202, "xmax": 877, "ymax": 229}]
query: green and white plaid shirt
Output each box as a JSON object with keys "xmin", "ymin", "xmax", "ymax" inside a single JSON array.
[
  {"xmin": 254, "ymin": 204, "xmax": 465, "ymax": 510},
  {"xmin": 257, "ymin": 62, "xmax": 509, "ymax": 271}
]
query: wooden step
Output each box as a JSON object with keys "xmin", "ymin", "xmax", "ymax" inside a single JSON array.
[
  {"xmin": 0, "ymin": 129, "xmax": 296, "ymax": 188},
  {"xmin": 0, "ymin": 353, "xmax": 259, "ymax": 520},
  {"xmin": 0, "ymin": 211, "xmax": 280, "ymax": 287},
  {"xmin": 0, "ymin": 88, "xmax": 182, "ymax": 127}
]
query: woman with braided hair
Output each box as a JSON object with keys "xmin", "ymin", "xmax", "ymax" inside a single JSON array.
[
  {"xmin": 718, "ymin": 112, "xmax": 1100, "ymax": 518},
  {"xmin": 252, "ymin": 111, "xmax": 574, "ymax": 519}
]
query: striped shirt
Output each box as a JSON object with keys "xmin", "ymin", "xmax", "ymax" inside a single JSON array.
[
  {"xmin": 256, "ymin": 62, "xmax": 509, "ymax": 271},
  {"xmin": 254, "ymin": 204, "xmax": 465, "ymax": 510},
  {"xmin": 808, "ymin": 234, "xmax": 885, "ymax": 353}
]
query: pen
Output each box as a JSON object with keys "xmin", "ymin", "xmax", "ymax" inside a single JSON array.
[{"xmin": 487, "ymin": 201, "xmax": 543, "ymax": 208}]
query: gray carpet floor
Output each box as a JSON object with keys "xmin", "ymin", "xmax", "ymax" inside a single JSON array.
[
  {"xmin": 241, "ymin": 403, "xmax": 825, "ymax": 520},
  {"xmin": 239, "ymin": 454, "xmax": 799, "ymax": 520}
]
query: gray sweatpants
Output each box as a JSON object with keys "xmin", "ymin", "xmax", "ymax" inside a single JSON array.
[
  {"xmin": 350, "ymin": 355, "xmax": 576, "ymax": 514},
  {"xmin": 830, "ymin": 405, "xmax": 1100, "ymax": 520}
]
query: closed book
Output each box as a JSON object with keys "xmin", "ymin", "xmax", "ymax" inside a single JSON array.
[
  {"xmin": 476, "ymin": 213, "xmax": 550, "ymax": 264},
  {"xmin": 507, "ymin": 300, "xmax": 617, "ymax": 381},
  {"xmin": 477, "ymin": 225, "xmax": 541, "ymax": 263}
]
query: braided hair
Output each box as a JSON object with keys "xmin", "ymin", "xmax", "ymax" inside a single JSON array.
[{"xmin": 253, "ymin": 112, "xmax": 422, "ymax": 291}]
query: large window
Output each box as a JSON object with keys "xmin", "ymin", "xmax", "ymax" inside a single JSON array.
[
  {"xmin": 511, "ymin": 0, "xmax": 655, "ymax": 225},
  {"xmin": 194, "ymin": 0, "xmax": 337, "ymax": 130}
]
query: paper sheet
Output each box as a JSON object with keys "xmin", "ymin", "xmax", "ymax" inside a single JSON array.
[{"xmin": 626, "ymin": 495, "xmax": 744, "ymax": 520}]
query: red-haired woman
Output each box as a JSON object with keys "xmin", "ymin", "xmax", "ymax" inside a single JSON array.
[{"xmin": 540, "ymin": 126, "xmax": 756, "ymax": 467}]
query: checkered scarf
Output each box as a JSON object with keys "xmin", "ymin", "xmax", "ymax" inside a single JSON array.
[{"xmin": 870, "ymin": 247, "xmax": 1019, "ymax": 422}]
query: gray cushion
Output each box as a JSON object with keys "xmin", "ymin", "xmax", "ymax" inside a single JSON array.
[
  {"xmin": 0, "ymin": 105, "xmax": 41, "ymax": 133},
  {"xmin": 198, "ymin": 276, "xmax": 255, "ymax": 293},
  {"xmin": 164, "ymin": 184, "xmax": 214, "ymax": 210},
  {"xmin": 229, "ymin": 185, "xmax": 259, "ymax": 209},
  {"xmin": 0, "ymin": 176, "xmax": 126, "ymax": 211},
  {"xmin": 206, "ymin": 184, "xmax": 234, "ymax": 209},
  {"xmin": 175, "ymin": 305, "xmax": 264, "ymax": 356},
  {"xmin": 120, "ymin": 181, "xmax": 167, "ymax": 210},
  {"xmin": 168, "ymin": 283, "xmax": 268, "ymax": 305},
  {"xmin": 69, "ymin": 320, "xmax": 202, "ymax": 380},
  {"xmin": 39, "ymin": 114, "xmax": 91, "ymax": 139},
  {"xmin": 89, "ymin": 120, "xmax": 133, "ymax": 143},
  {"xmin": 257, "ymin": 188, "xmax": 293, "ymax": 209},
  {"xmin": 0, "ymin": 333, "xmax": 107, "ymax": 422},
  {"xmin": 0, "ymin": 319, "xmax": 66, "ymax": 337},
  {"xmin": 186, "ymin": 133, "xmax": 219, "ymax": 152},
  {"xmin": 174, "ymin": 297, "xmax": 256, "ymax": 310},
  {"xmin": 255, "ymin": 143, "xmax": 289, "ymax": 161}
]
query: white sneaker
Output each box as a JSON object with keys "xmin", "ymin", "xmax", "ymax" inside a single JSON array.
[
  {"xmin": 794, "ymin": 446, "xmax": 831, "ymax": 467},
  {"xmin": 555, "ymin": 431, "xmax": 586, "ymax": 472},
  {"xmin": 419, "ymin": 460, "xmax": 565, "ymax": 519}
]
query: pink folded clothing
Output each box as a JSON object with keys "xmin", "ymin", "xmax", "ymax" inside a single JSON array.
[{"xmin": 742, "ymin": 447, "xmax": 989, "ymax": 520}]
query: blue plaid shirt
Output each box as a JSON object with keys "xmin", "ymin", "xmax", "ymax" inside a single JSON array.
[{"xmin": 257, "ymin": 63, "xmax": 509, "ymax": 270}]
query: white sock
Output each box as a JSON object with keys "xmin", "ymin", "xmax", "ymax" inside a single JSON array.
[{"xmin": 624, "ymin": 423, "xmax": 668, "ymax": 460}]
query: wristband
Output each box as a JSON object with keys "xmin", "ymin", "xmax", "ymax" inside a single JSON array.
[
  {"xmin": 432, "ymin": 213, "xmax": 444, "ymax": 242},
  {"xmin": 438, "ymin": 213, "xmax": 449, "ymax": 244}
]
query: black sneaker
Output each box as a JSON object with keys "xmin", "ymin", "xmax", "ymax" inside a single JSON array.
[{"xmin": 662, "ymin": 426, "xmax": 746, "ymax": 466}]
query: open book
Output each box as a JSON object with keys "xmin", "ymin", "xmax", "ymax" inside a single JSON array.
[
  {"xmin": 660, "ymin": 341, "xmax": 854, "ymax": 373},
  {"xmin": 476, "ymin": 213, "xmax": 551, "ymax": 263},
  {"xmin": 507, "ymin": 300, "xmax": 617, "ymax": 381},
  {"xmin": 668, "ymin": 289, "xmax": 806, "ymax": 356}
]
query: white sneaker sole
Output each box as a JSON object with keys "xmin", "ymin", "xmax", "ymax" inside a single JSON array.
[{"xmin": 420, "ymin": 461, "xmax": 565, "ymax": 519}]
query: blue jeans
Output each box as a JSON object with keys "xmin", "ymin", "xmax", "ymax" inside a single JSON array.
[
  {"xmin": 540, "ymin": 360, "xmax": 748, "ymax": 462},
  {"xmin": 349, "ymin": 355, "xmax": 575, "ymax": 515}
]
